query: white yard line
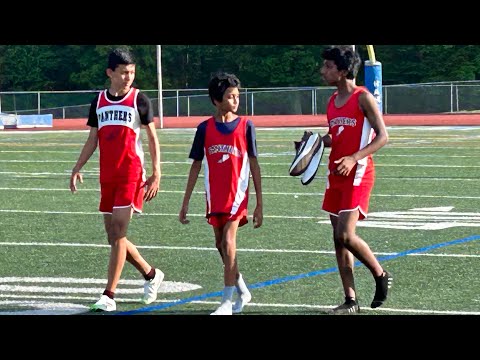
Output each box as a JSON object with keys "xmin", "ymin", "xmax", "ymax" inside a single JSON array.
[
  {"xmin": 0, "ymin": 293, "xmax": 478, "ymax": 315},
  {"xmin": 0, "ymin": 241, "xmax": 478, "ymax": 258},
  {"xmin": 1, "ymin": 187, "xmax": 480, "ymax": 200}
]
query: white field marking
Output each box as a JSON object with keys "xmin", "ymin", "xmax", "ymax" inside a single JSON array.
[
  {"xmin": 3, "ymin": 207, "xmax": 480, "ymax": 227},
  {"xmin": 0, "ymin": 300, "xmax": 88, "ymax": 315},
  {"xmin": 0, "ymin": 284, "xmax": 195, "ymax": 295},
  {"xmin": 2, "ymin": 188, "xmax": 480, "ymax": 200},
  {"xmin": 0, "ymin": 277, "xmax": 201, "ymax": 294},
  {"xmin": 375, "ymin": 154, "xmax": 480, "ymax": 158},
  {"xmin": 0, "ymin": 130, "xmax": 90, "ymax": 135},
  {"xmin": 0, "ymin": 293, "xmax": 190, "ymax": 304},
  {"xmin": 410, "ymin": 206, "xmax": 454, "ymax": 211},
  {"xmin": 2, "ymin": 149, "xmax": 478, "ymax": 158},
  {"xmin": 3, "ymin": 158, "xmax": 480, "ymax": 168},
  {"xmin": 319, "ymin": 207, "xmax": 480, "ymax": 230},
  {"xmin": 0, "ymin": 150, "xmax": 187, "ymax": 155},
  {"xmin": 0, "ymin": 294, "xmax": 479, "ymax": 315},
  {"xmin": 3, "ymin": 143, "xmax": 479, "ymax": 150},
  {"xmin": 384, "ymin": 146, "xmax": 480, "ymax": 149},
  {"xmin": 0, "ymin": 241, "xmax": 478, "ymax": 258},
  {"xmin": 0, "ymin": 142, "xmax": 191, "ymax": 148},
  {"xmin": 264, "ymin": 153, "xmax": 480, "ymax": 159},
  {"xmin": 0, "ymin": 171, "xmax": 478, "ymax": 182},
  {"xmin": 0, "ymin": 126, "xmax": 476, "ymax": 135},
  {"xmin": 0, "ymin": 160, "xmax": 192, "ymax": 164}
]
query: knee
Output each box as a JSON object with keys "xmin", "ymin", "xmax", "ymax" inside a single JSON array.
[
  {"xmin": 334, "ymin": 232, "xmax": 354, "ymax": 248},
  {"xmin": 108, "ymin": 222, "xmax": 127, "ymax": 242},
  {"xmin": 221, "ymin": 237, "xmax": 235, "ymax": 254}
]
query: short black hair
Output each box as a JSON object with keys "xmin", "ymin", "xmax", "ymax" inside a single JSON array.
[
  {"xmin": 321, "ymin": 45, "xmax": 361, "ymax": 80},
  {"xmin": 108, "ymin": 47, "xmax": 135, "ymax": 71},
  {"xmin": 208, "ymin": 72, "xmax": 241, "ymax": 105}
]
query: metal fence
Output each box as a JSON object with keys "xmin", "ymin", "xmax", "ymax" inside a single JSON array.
[{"xmin": 1, "ymin": 81, "xmax": 480, "ymax": 118}]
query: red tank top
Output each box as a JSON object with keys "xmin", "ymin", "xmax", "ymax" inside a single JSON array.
[
  {"xmin": 96, "ymin": 88, "xmax": 145, "ymax": 183},
  {"xmin": 326, "ymin": 86, "xmax": 375, "ymax": 187},
  {"xmin": 203, "ymin": 117, "xmax": 250, "ymax": 215}
]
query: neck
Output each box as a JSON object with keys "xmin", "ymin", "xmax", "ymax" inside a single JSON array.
[
  {"xmin": 109, "ymin": 86, "xmax": 130, "ymax": 97},
  {"xmin": 214, "ymin": 111, "xmax": 236, "ymax": 123},
  {"xmin": 336, "ymin": 79, "xmax": 356, "ymax": 95}
]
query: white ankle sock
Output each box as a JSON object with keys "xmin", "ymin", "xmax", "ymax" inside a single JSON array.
[
  {"xmin": 222, "ymin": 286, "xmax": 235, "ymax": 303},
  {"xmin": 235, "ymin": 273, "xmax": 249, "ymax": 295}
]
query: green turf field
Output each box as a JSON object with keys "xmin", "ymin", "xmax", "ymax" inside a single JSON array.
[{"xmin": 0, "ymin": 126, "xmax": 479, "ymax": 315}]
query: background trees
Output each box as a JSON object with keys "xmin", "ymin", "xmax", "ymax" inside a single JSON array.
[{"xmin": 0, "ymin": 45, "xmax": 478, "ymax": 92}]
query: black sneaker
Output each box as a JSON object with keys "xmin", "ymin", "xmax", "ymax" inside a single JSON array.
[
  {"xmin": 371, "ymin": 270, "xmax": 393, "ymax": 308},
  {"xmin": 329, "ymin": 298, "xmax": 360, "ymax": 314}
]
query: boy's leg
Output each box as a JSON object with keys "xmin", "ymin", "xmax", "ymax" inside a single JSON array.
[
  {"xmin": 329, "ymin": 214, "xmax": 358, "ymax": 314},
  {"xmin": 105, "ymin": 207, "xmax": 131, "ymax": 292},
  {"xmin": 333, "ymin": 210, "xmax": 392, "ymax": 311},
  {"xmin": 214, "ymin": 225, "xmax": 250, "ymax": 313},
  {"xmin": 91, "ymin": 207, "xmax": 131, "ymax": 312},
  {"xmin": 103, "ymin": 208, "xmax": 164, "ymax": 305},
  {"xmin": 211, "ymin": 218, "xmax": 240, "ymax": 315}
]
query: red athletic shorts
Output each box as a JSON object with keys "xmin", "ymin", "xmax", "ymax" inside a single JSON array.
[
  {"xmin": 207, "ymin": 203, "xmax": 248, "ymax": 228},
  {"xmin": 322, "ymin": 182, "xmax": 373, "ymax": 220},
  {"xmin": 207, "ymin": 210, "xmax": 248, "ymax": 228},
  {"xmin": 99, "ymin": 180, "xmax": 145, "ymax": 214}
]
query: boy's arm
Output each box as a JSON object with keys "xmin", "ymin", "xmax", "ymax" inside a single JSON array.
[
  {"xmin": 144, "ymin": 122, "xmax": 161, "ymax": 202},
  {"xmin": 250, "ymin": 157, "xmax": 263, "ymax": 228},
  {"xmin": 70, "ymin": 127, "xmax": 98, "ymax": 193},
  {"xmin": 321, "ymin": 133, "xmax": 332, "ymax": 147},
  {"xmin": 355, "ymin": 91, "xmax": 389, "ymax": 159},
  {"xmin": 334, "ymin": 91, "xmax": 389, "ymax": 177},
  {"xmin": 179, "ymin": 160, "xmax": 202, "ymax": 224}
]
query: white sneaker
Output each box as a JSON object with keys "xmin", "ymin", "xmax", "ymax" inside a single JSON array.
[
  {"xmin": 232, "ymin": 288, "xmax": 252, "ymax": 314},
  {"xmin": 210, "ymin": 300, "xmax": 233, "ymax": 315},
  {"xmin": 90, "ymin": 295, "xmax": 116, "ymax": 312},
  {"xmin": 142, "ymin": 269, "xmax": 164, "ymax": 304}
]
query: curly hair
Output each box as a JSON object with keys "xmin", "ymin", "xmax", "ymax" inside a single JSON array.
[
  {"xmin": 321, "ymin": 45, "xmax": 362, "ymax": 80},
  {"xmin": 208, "ymin": 72, "xmax": 241, "ymax": 104}
]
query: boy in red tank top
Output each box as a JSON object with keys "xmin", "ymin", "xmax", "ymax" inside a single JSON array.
[
  {"xmin": 179, "ymin": 72, "xmax": 263, "ymax": 315},
  {"xmin": 70, "ymin": 48, "xmax": 164, "ymax": 312},
  {"xmin": 320, "ymin": 45, "xmax": 392, "ymax": 313}
]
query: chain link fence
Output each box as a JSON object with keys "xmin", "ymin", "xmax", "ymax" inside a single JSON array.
[{"xmin": 1, "ymin": 81, "xmax": 480, "ymax": 118}]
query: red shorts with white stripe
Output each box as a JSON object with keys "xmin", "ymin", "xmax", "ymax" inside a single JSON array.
[
  {"xmin": 207, "ymin": 205, "xmax": 248, "ymax": 228},
  {"xmin": 207, "ymin": 210, "xmax": 248, "ymax": 228},
  {"xmin": 99, "ymin": 180, "xmax": 145, "ymax": 214},
  {"xmin": 322, "ymin": 182, "xmax": 373, "ymax": 220}
]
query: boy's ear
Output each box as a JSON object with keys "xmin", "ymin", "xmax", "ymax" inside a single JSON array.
[{"xmin": 106, "ymin": 68, "xmax": 113, "ymax": 78}]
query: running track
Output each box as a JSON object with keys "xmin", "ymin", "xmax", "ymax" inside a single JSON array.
[{"xmin": 3, "ymin": 113, "xmax": 480, "ymax": 131}]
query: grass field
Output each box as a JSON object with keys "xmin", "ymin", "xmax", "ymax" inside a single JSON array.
[{"xmin": 0, "ymin": 126, "xmax": 479, "ymax": 316}]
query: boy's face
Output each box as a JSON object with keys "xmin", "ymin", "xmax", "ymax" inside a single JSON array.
[
  {"xmin": 107, "ymin": 64, "xmax": 136, "ymax": 94},
  {"xmin": 320, "ymin": 59, "xmax": 344, "ymax": 86},
  {"xmin": 217, "ymin": 86, "xmax": 240, "ymax": 113}
]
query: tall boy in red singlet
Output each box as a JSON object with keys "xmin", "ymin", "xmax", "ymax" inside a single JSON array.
[
  {"xmin": 320, "ymin": 45, "xmax": 392, "ymax": 314},
  {"xmin": 70, "ymin": 48, "xmax": 164, "ymax": 312},
  {"xmin": 179, "ymin": 72, "xmax": 263, "ymax": 315}
]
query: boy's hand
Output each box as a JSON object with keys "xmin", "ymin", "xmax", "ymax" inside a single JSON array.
[
  {"xmin": 144, "ymin": 174, "xmax": 160, "ymax": 202},
  {"xmin": 179, "ymin": 205, "xmax": 190, "ymax": 224},
  {"xmin": 253, "ymin": 205, "xmax": 263, "ymax": 228},
  {"xmin": 334, "ymin": 156, "xmax": 356, "ymax": 176},
  {"xmin": 70, "ymin": 170, "xmax": 83, "ymax": 193}
]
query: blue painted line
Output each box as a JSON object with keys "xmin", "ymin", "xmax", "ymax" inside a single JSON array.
[{"xmin": 116, "ymin": 234, "xmax": 480, "ymax": 315}]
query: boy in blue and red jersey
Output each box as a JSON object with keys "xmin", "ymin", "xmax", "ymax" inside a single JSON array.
[{"xmin": 179, "ymin": 72, "xmax": 263, "ymax": 315}]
